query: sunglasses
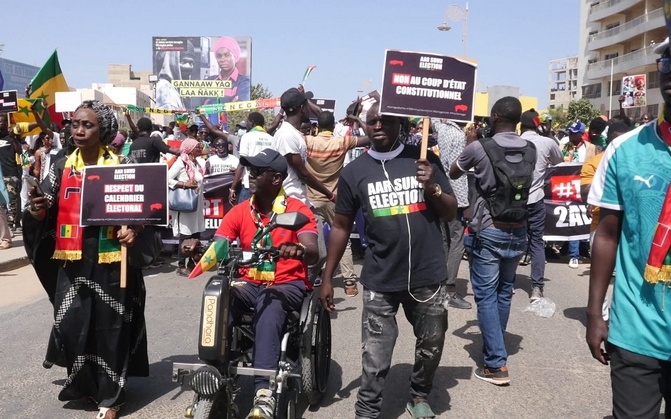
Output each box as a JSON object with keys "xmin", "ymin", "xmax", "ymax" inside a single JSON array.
[
  {"xmin": 657, "ymin": 57, "xmax": 671, "ymax": 74},
  {"xmin": 249, "ymin": 167, "xmax": 275, "ymax": 177}
]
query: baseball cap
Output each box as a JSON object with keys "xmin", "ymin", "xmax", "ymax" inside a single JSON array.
[
  {"xmin": 281, "ymin": 88, "xmax": 314, "ymax": 112},
  {"xmin": 520, "ymin": 109, "xmax": 540, "ymax": 129},
  {"xmin": 568, "ymin": 121, "xmax": 586, "ymax": 133},
  {"xmin": 240, "ymin": 148, "xmax": 288, "ymax": 175},
  {"xmin": 654, "ymin": 37, "xmax": 669, "ymax": 55},
  {"xmin": 236, "ymin": 120, "xmax": 248, "ymax": 129}
]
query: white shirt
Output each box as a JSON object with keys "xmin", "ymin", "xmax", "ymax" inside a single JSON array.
[
  {"xmin": 272, "ymin": 122, "xmax": 309, "ymax": 205},
  {"xmin": 206, "ymin": 154, "xmax": 239, "ymax": 175},
  {"xmin": 238, "ymin": 128, "xmax": 273, "ymax": 188}
]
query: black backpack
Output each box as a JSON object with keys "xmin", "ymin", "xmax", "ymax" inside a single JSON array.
[{"xmin": 478, "ymin": 137, "xmax": 537, "ymax": 223}]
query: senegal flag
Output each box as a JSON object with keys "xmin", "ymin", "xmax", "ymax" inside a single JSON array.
[
  {"xmin": 13, "ymin": 50, "xmax": 69, "ymax": 133},
  {"xmin": 189, "ymin": 240, "xmax": 229, "ymax": 279}
]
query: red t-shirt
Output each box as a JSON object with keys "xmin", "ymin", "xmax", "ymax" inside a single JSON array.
[{"xmin": 214, "ymin": 196, "xmax": 317, "ymax": 287}]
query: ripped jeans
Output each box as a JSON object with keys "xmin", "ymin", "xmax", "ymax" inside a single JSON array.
[{"xmin": 355, "ymin": 283, "xmax": 448, "ymax": 419}]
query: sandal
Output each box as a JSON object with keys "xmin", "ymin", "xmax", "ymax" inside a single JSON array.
[
  {"xmin": 96, "ymin": 406, "xmax": 120, "ymax": 419},
  {"xmin": 344, "ymin": 280, "xmax": 359, "ymax": 297},
  {"xmin": 406, "ymin": 400, "xmax": 436, "ymax": 419}
]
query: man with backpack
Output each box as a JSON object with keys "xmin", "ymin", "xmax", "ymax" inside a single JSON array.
[{"xmin": 450, "ymin": 96, "xmax": 536, "ymax": 386}]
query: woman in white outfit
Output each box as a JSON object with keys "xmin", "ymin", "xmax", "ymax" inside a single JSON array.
[{"xmin": 168, "ymin": 137, "xmax": 205, "ymax": 276}]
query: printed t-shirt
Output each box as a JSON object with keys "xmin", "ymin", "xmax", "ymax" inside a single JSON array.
[
  {"xmin": 588, "ymin": 123, "xmax": 671, "ymax": 361},
  {"xmin": 129, "ymin": 135, "xmax": 171, "ymax": 163},
  {"xmin": 238, "ymin": 129, "xmax": 273, "ymax": 188},
  {"xmin": 336, "ymin": 144, "xmax": 451, "ymax": 292},
  {"xmin": 206, "ymin": 154, "xmax": 239, "ymax": 175},
  {"xmin": 214, "ymin": 196, "xmax": 317, "ymax": 286}
]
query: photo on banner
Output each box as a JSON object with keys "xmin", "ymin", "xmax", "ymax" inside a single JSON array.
[
  {"xmin": 621, "ymin": 74, "xmax": 646, "ymax": 108},
  {"xmin": 152, "ymin": 36, "xmax": 252, "ymax": 111}
]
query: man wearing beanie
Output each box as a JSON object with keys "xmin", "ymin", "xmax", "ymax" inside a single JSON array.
[
  {"xmin": 129, "ymin": 117, "xmax": 180, "ymax": 164},
  {"xmin": 519, "ymin": 109, "xmax": 562, "ymax": 302}
]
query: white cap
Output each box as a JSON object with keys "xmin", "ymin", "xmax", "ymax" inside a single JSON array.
[{"xmin": 654, "ymin": 37, "xmax": 669, "ymax": 55}]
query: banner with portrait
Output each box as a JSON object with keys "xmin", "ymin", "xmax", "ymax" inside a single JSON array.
[
  {"xmin": 152, "ymin": 36, "xmax": 252, "ymax": 112},
  {"xmin": 622, "ymin": 74, "xmax": 646, "ymax": 108},
  {"xmin": 543, "ymin": 162, "xmax": 592, "ymax": 241}
]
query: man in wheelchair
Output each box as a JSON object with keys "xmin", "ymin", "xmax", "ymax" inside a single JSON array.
[{"xmin": 184, "ymin": 148, "xmax": 318, "ymax": 419}]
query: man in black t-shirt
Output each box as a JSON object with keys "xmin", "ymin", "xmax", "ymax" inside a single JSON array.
[
  {"xmin": 129, "ymin": 117, "xmax": 180, "ymax": 163},
  {"xmin": 320, "ymin": 104, "xmax": 457, "ymax": 419}
]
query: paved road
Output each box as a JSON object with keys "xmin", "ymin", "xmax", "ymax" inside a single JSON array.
[{"xmin": 0, "ymin": 255, "xmax": 619, "ymax": 418}]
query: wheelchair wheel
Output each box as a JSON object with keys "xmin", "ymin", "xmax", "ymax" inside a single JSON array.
[
  {"xmin": 193, "ymin": 391, "xmax": 232, "ymax": 419},
  {"xmin": 300, "ymin": 298, "xmax": 332, "ymax": 406},
  {"xmin": 274, "ymin": 387, "xmax": 297, "ymax": 419},
  {"xmin": 313, "ymin": 304, "xmax": 331, "ymax": 394}
]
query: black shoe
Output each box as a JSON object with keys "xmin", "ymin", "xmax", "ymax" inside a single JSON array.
[
  {"xmin": 474, "ymin": 366, "xmax": 510, "ymax": 385},
  {"xmin": 447, "ymin": 293, "xmax": 472, "ymax": 309}
]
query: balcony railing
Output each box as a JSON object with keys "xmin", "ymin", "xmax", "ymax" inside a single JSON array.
[
  {"xmin": 589, "ymin": 0, "xmax": 642, "ymax": 21},
  {"xmin": 588, "ymin": 8, "xmax": 663, "ymax": 43},
  {"xmin": 586, "ymin": 44, "xmax": 656, "ymax": 79}
]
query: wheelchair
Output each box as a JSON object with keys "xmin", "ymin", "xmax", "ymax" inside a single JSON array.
[{"xmin": 172, "ymin": 212, "xmax": 332, "ymax": 419}]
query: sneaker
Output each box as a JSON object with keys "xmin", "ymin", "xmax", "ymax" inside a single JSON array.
[
  {"xmin": 530, "ymin": 286, "xmax": 543, "ymax": 302},
  {"xmin": 568, "ymin": 258, "xmax": 579, "ymax": 269},
  {"xmin": 447, "ymin": 293, "xmax": 472, "ymax": 309},
  {"xmin": 175, "ymin": 267, "xmax": 190, "ymax": 277},
  {"xmin": 247, "ymin": 389, "xmax": 275, "ymax": 419},
  {"xmin": 474, "ymin": 366, "xmax": 510, "ymax": 386}
]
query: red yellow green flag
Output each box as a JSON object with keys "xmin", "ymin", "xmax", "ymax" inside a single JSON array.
[
  {"xmin": 13, "ymin": 50, "xmax": 69, "ymax": 132},
  {"xmin": 189, "ymin": 240, "xmax": 229, "ymax": 279}
]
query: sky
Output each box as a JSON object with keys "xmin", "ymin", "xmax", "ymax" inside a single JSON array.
[{"xmin": 3, "ymin": 0, "xmax": 579, "ymax": 117}]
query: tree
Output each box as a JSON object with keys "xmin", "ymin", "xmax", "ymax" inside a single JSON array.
[
  {"xmin": 548, "ymin": 105, "xmax": 568, "ymax": 131},
  {"xmin": 224, "ymin": 83, "xmax": 276, "ymax": 131},
  {"xmin": 566, "ymin": 98, "xmax": 600, "ymax": 126}
]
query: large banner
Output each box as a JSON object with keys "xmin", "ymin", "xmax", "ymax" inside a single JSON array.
[
  {"xmin": 152, "ymin": 36, "xmax": 252, "ymax": 111},
  {"xmin": 380, "ymin": 50, "xmax": 477, "ymax": 122},
  {"xmin": 543, "ymin": 163, "xmax": 592, "ymax": 241}
]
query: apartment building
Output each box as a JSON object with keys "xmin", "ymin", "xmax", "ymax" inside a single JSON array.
[
  {"xmin": 578, "ymin": 0, "xmax": 665, "ymax": 120},
  {"xmin": 548, "ymin": 56, "xmax": 579, "ymax": 110}
]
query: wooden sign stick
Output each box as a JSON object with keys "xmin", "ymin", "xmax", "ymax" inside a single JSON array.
[{"xmin": 420, "ymin": 117, "xmax": 430, "ymax": 159}]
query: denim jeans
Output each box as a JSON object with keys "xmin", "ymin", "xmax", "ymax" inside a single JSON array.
[
  {"xmin": 442, "ymin": 207, "xmax": 467, "ymax": 290},
  {"xmin": 568, "ymin": 240, "xmax": 580, "ymax": 259},
  {"xmin": 238, "ymin": 187, "xmax": 252, "ymax": 203},
  {"xmin": 464, "ymin": 226, "xmax": 527, "ymax": 369},
  {"xmin": 355, "ymin": 283, "xmax": 448, "ymax": 418},
  {"xmin": 526, "ymin": 200, "xmax": 546, "ymax": 290}
]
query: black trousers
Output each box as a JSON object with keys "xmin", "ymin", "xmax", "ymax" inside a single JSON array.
[{"xmin": 610, "ymin": 343, "xmax": 671, "ymax": 418}]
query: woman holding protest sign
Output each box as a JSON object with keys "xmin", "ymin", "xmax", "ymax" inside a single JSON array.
[
  {"xmin": 168, "ymin": 136, "xmax": 205, "ymax": 276},
  {"xmin": 26, "ymin": 100, "xmax": 147, "ymax": 419}
]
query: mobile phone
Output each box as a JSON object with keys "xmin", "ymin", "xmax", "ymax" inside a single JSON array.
[{"xmin": 26, "ymin": 176, "xmax": 44, "ymax": 196}]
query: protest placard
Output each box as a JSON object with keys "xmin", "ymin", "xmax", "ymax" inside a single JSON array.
[
  {"xmin": 379, "ymin": 50, "xmax": 477, "ymax": 122},
  {"xmin": 0, "ymin": 90, "xmax": 18, "ymax": 113},
  {"xmin": 308, "ymin": 98, "xmax": 336, "ymax": 120},
  {"xmin": 80, "ymin": 163, "xmax": 169, "ymax": 227}
]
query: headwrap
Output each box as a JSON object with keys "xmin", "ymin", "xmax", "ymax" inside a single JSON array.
[
  {"xmin": 213, "ymin": 37, "xmax": 241, "ymax": 63},
  {"xmin": 180, "ymin": 138, "xmax": 203, "ymax": 181},
  {"xmin": 74, "ymin": 100, "xmax": 118, "ymax": 145},
  {"xmin": 111, "ymin": 132, "xmax": 126, "ymax": 148}
]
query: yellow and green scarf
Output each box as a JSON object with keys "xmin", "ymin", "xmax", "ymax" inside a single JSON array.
[
  {"xmin": 247, "ymin": 188, "xmax": 287, "ymax": 283},
  {"xmin": 53, "ymin": 147, "xmax": 121, "ymax": 263}
]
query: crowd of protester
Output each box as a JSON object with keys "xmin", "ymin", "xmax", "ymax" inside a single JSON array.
[{"xmin": 8, "ymin": 39, "xmax": 671, "ymax": 416}]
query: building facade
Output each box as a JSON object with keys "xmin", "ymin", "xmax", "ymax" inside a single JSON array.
[
  {"xmin": 578, "ymin": 0, "xmax": 665, "ymax": 120},
  {"xmin": 549, "ymin": 56, "xmax": 579, "ymax": 110}
]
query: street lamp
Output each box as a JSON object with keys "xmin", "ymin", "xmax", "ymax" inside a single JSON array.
[{"xmin": 438, "ymin": 3, "xmax": 469, "ymax": 57}]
